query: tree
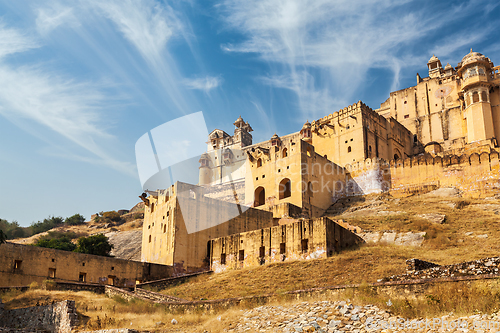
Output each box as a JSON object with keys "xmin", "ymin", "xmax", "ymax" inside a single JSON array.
[
  {"xmin": 35, "ymin": 236, "xmax": 76, "ymax": 251},
  {"xmin": 75, "ymin": 234, "xmax": 113, "ymax": 256},
  {"xmin": 34, "ymin": 231, "xmax": 79, "ymax": 251},
  {"xmin": 0, "ymin": 230, "xmax": 6, "ymax": 244},
  {"xmin": 30, "ymin": 216, "xmax": 64, "ymax": 235},
  {"xmin": 65, "ymin": 214, "xmax": 86, "ymax": 226}
]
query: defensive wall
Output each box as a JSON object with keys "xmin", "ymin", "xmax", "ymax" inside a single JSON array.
[
  {"xmin": 345, "ymin": 151, "xmax": 500, "ymax": 198},
  {"xmin": 0, "ymin": 242, "xmax": 172, "ymax": 288}
]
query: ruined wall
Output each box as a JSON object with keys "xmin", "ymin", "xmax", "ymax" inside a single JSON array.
[
  {"xmin": 209, "ymin": 217, "xmax": 363, "ymax": 273},
  {"xmin": 0, "ymin": 243, "xmax": 172, "ymax": 288},
  {"xmin": 0, "ymin": 300, "xmax": 78, "ymax": 333}
]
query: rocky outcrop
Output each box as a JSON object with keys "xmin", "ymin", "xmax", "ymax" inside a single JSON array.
[
  {"xmin": 105, "ymin": 230, "xmax": 142, "ymax": 261},
  {"xmin": 0, "ymin": 300, "xmax": 78, "ymax": 333},
  {"xmin": 387, "ymin": 257, "xmax": 500, "ymax": 282},
  {"xmin": 359, "ymin": 231, "xmax": 426, "ymax": 246}
]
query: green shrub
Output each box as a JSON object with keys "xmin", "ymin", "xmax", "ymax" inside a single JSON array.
[
  {"xmin": 75, "ymin": 234, "xmax": 113, "ymax": 256},
  {"xmin": 65, "ymin": 214, "xmax": 86, "ymax": 226},
  {"xmin": 42, "ymin": 279, "xmax": 56, "ymax": 291}
]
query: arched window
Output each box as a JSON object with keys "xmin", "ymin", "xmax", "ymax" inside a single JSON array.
[
  {"xmin": 257, "ymin": 158, "xmax": 262, "ymax": 167},
  {"xmin": 282, "ymin": 148, "xmax": 288, "ymax": 158},
  {"xmin": 472, "ymin": 91, "xmax": 479, "ymax": 103},
  {"xmin": 306, "ymin": 147, "xmax": 313, "ymax": 157},
  {"xmin": 279, "ymin": 178, "xmax": 291, "ymax": 199},
  {"xmin": 347, "ymin": 146, "xmax": 352, "ymax": 153},
  {"xmin": 254, "ymin": 186, "xmax": 265, "ymax": 207},
  {"xmin": 481, "ymin": 91, "xmax": 488, "ymax": 102},
  {"xmin": 394, "ymin": 154, "xmax": 400, "ymax": 161}
]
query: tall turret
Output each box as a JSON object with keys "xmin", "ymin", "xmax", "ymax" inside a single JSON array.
[
  {"xmin": 458, "ymin": 50, "xmax": 495, "ymax": 144},
  {"xmin": 198, "ymin": 153, "xmax": 212, "ymax": 185}
]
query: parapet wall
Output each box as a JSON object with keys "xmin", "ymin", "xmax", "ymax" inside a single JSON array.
[
  {"xmin": 389, "ymin": 151, "xmax": 500, "ymax": 197},
  {"xmin": 0, "ymin": 300, "xmax": 78, "ymax": 333},
  {"xmin": 345, "ymin": 151, "xmax": 500, "ymax": 197}
]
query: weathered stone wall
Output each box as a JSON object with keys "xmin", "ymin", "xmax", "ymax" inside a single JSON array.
[
  {"xmin": 209, "ymin": 217, "xmax": 363, "ymax": 272},
  {"xmin": 0, "ymin": 300, "xmax": 78, "ymax": 333},
  {"xmin": 388, "ymin": 257, "xmax": 500, "ymax": 282},
  {"xmin": 0, "ymin": 242, "xmax": 172, "ymax": 288},
  {"xmin": 388, "ymin": 152, "xmax": 500, "ymax": 198},
  {"xmin": 345, "ymin": 151, "xmax": 500, "ymax": 198},
  {"xmin": 142, "ymin": 181, "xmax": 276, "ymax": 273},
  {"xmin": 136, "ymin": 271, "xmax": 213, "ymax": 290},
  {"xmin": 134, "ymin": 288, "xmax": 186, "ymax": 302}
]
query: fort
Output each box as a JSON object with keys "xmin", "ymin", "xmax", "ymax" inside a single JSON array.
[
  {"xmin": 140, "ymin": 49, "xmax": 500, "ymax": 274},
  {"xmin": 1, "ymin": 49, "xmax": 500, "ymax": 290}
]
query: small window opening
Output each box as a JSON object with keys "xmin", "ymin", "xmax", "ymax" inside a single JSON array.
[
  {"xmin": 149, "ymin": 235, "xmax": 152, "ymax": 243},
  {"xmin": 301, "ymin": 239, "xmax": 309, "ymax": 253},
  {"xmin": 14, "ymin": 260, "xmax": 22, "ymax": 269},
  {"xmin": 282, "ymin": 148, "xmax": 288, "ymax": 158},
  {"xmin": 79, "ymin": 273, "xmax": 87, "ymax": 283},
  {"xmin": 280, "ymin": 243, "xmax": 286, "ymax": 254},
  {"xmin": 404, "ymin": 114, "xmax": 409, "ymax": 119},
  {"xmin": 347, "ymin": 146, "xmax": 352, "ymax": 153},
  {"xmin": 48, "ymin": 268, "xmax": 56, "ymax": 279},
  {"xmin": 259, "ymin": 246, "xmax": 265, "ymax": 258},
  {"xmin": 220, "ymin": 253, "xmax": 226, "ymax": 265},
  {"xmin": 239, "ymin": 250, "xmax": 245, "ymax": 261},
  {"xmin": 257, "ymin": 158, "xmax": 262, "ymax": 167}
]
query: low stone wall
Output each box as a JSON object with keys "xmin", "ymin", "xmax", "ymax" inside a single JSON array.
[
  {"xmin": 0, "ymin": 300, "xmax": 78, "ymax": 333},
  {"xmin": 136, "ymin": 271, "xmax": 213, "ymax": 290},
  {"xmin": 134, "ymin": 288, "xmax": 186, "ymax": 303},
  {"xmin": 388, "ymin": 257, "xmax": 500, "ymax": 281},
  {"xmin": 0, "ymin": 286, "xmax": 29, "ymax": 294},
  {"xmin": 104, "ymin": 285, "xmax": 142, "ymax": 302},
  {"xmin": 54, "ymin": 281, "xmax": 106, "ymax": 293},
  {"xmin": 154, "ymin": 274, "xmax": 500, "ymax": 313}
]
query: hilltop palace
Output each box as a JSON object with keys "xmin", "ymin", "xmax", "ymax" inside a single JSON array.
[{"xmin": 140, "ymin": 50, "xmax": 500, "ymax": 274}]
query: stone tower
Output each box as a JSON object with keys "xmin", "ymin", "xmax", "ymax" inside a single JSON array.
[{"xmin": 458, "ymin": 50, "xmax": 496, "ymax": 144}]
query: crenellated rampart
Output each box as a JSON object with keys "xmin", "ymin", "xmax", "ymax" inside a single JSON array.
[{"xmin": 344, "ymin": 151, "xmax": 500, "ymax": 197}]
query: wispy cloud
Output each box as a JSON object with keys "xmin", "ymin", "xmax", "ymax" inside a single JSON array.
[
  {"xmin": 0, "ymin": 24, "xmax": 134, "ymax": 176},
  {"xmin": 183, "ymin": 75, "xmax": 223, "ymax": 92},
  {"xmin": 0, "ymin": 22, "xmax": 38, "ymax": 58},
  {"xmin": 86, "ymin": 0, "xmax": 198, "ymax": 114},
  {"xmin": 35, "ymin": 3, "xmax": 79, "ymax": 35},
  {"xmin": 218, "ymin": 0, "xmax": 497, "ymax": 117}
]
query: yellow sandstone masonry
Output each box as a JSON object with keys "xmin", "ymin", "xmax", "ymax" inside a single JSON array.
[{"xmin": 140, "ymin": 49, "xmax": 500, "ymax": 272}]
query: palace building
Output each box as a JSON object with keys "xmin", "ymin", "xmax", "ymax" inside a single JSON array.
[{"xmin": 141, "ymin": 50, "xmax": 500, "ymax": 274}]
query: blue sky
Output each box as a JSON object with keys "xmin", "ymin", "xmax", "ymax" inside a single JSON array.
[{"xmin": 1, "ymin": 0, "xmax": 499, "ymax": 226}]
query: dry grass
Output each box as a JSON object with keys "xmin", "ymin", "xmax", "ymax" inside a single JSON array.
[
  {"xmin": 157, "ymin": 195, "xmax": 500, "ymax": 302},
  {"xmin": 0, "ymin": 288, "xmax": 215, "ymax": 332}
]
